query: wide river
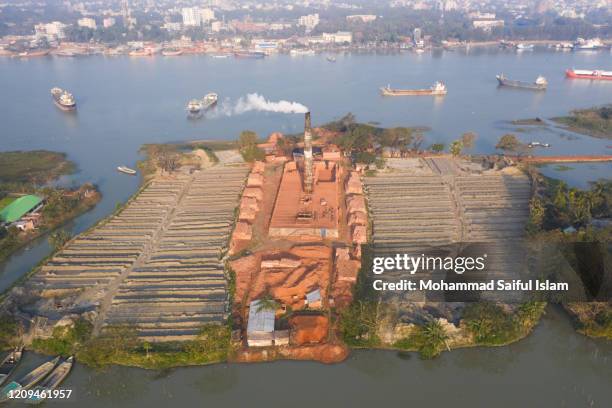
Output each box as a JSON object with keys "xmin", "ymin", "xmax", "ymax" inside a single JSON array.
[{"xmin": 0, "ymin": 48, "xmax": 610, "ymax": 406}]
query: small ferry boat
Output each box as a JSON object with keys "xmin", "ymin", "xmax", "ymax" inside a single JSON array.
[
  {"xmin": 26, "ymin": 356, "xmax": 73, "ymax": 405},
  {"xmin": 528, "ymin": 142, "xmax": 551, "ymax": 148},
  {"xmin": 117, "ymin": 166, "xmax": 137, "ymax": 175},
  {"xmin": 0, "ymin": 347, "xmax": 23, "ymax": 386},
  {"xmin": 0, "ymin": 357, "xmax": 59, "ymax": 402},
  {"xmin": 380, "ymin": 81, "xmax": 447, "ymax": 96},
  {"xmin": 496, "ymin": 74, "xmax": 548, "ymax": 90},
  {"xmin": 50, "ymin": 87, "xmax": 76, "ymax": 111}
]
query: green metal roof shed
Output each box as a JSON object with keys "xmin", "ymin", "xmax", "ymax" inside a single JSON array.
[{"xmin": 0, "ymin": 195, "xmax": 43, "ymax": 223}]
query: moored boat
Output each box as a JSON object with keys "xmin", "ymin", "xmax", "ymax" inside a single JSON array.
[
  {"xmin": 496, "ymin": 74, "xmax": 547, "ymax": 90},
  {"xmin": 162, "ymin": 48, "xmax": 183, "ymax": 56},
  {"xmin": 326, "ymin": 56, "xmax": 337, "ymax": 63},
  {"xmin": 528, "ymin": 142, "xmax": 551, "ymax": 148},
  {"xmin": 380, "ymin": 81, "xmax": 447, "ymax": 96},
  {"xmin": 117, "ymin": 166, "xmax": 137, "ymax": 175},
  {"xmin": 566, "ymin": 68, "xmax": 612, "ymax": 80},
  {"xmin": 26, "ymin": 357, "xmax": 73, "ymax": 405},
  {"xmin": 234, "ymin": 51, "xmax": 266, "ymax": 59},
  {"xmin": 50, "ymin": 87, "xmax": 76, "ymax": 111},
  {"xmin": 0, "ymin": 347, "xmax": 23, "ymax": 386},
  {"xmin": 0, "ymin": 357, "xmax": 59, "ymax": 402}
]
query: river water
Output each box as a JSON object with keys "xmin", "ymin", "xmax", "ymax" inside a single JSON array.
[{"xmin": 0, "ymin": 48, "xmax": 611, "ymax": 405}]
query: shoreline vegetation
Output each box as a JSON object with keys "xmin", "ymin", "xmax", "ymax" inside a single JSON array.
[
  {"xmin": 0, "ymin": 150, "xmax": 101, "ymax": 264},
  {"xmin": 512, "ymin": 105, "xmax": 612, "ymax": 140},
  {"xmin": 1, "ymin": 122, "xmax": 610, "ymax": 370}
]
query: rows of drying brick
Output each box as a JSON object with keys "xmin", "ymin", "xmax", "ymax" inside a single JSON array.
[{"xmin": 103, "ymin": 166, "xmax": 249, "ymax": 342}]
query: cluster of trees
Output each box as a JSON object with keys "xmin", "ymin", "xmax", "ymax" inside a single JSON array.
[
  {"xmin": 238, "ymin": 131, "xmax": 265, "ymax": 162},
  {"xmin": 555, "ymin": 105, "xmax": 612, "ymax": 139},
  {"xmin": 528, "ymin": 177, "xmax": 611, "ymax": 233}
]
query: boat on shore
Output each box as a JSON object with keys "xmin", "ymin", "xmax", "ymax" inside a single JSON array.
[
  {"xmin": 117, "ymin": 166, "xmax": 137, "ymax": 175},
  {"xmin": 290, "ymin": 49, "xmax": 315, "ymax": 56},
  {"xmin": 380, "ymin": 81, "xmax": 447, "ymax": 96},
  {"xmin": 0, "ymin": 347, "xmax": 23, "ymax": 386},
  {"xmin": 566, "ymin": 68, "xmax": 612, "ymax": 80},
  {"xmin": 50, "ymin": 87, "xmax": 76, "ymax": 111},
  {"xmin": 0, "ymin": 357, "xmax": 59, "ymax": 402},
  {"xmin": 17, "ymin": 49, "xmax": 49, "ymax": 58},
  {"xmin": 26, "ymin": 357, "xmax": 73, "ymax": 405},
  {"xmin": 234, "ymin": 51, "xmax": 266, "ymax": 59},
  {"xmin": 496, "ymin": 74, "xmax": 548, "ymax": 90}
]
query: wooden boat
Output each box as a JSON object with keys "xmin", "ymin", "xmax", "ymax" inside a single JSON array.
[
  {"xmin": 0, "ymin": 347, "xmax": 23, "ymax": 386},
  {"xmin": 117, "ymin": 166, "xmax": 137, "ymax": 175},
  {"xmin": 26, "ymin": 357, "xmax": 73, "ymax": 404},
  {"xmin": 0, "ymin": 357, "xmax": 59, "ymax": 402}
]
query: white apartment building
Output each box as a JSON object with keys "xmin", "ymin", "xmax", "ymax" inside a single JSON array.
[{"xmin": 77, "ymin": 17, "xmax": 97, "ymax": 29}]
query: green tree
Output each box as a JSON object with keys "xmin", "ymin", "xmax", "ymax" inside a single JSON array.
[
  {"xmin": 430, "ymin": 143, "xmax": 445, "ymax": 153},
  {"xmin": 460, "ymin": 131, "xmax": 477, "ymax": 150},
  {"xmin": 449, "ymin": 140, "xmax": 463, "ymax": 156},
  {"xmin": 495, "ymin": 133, "xmax": 523, "ymax": 153},
  {"xmin": 49, "ymin": 229, "xmax": 71, "ymax": 251}
]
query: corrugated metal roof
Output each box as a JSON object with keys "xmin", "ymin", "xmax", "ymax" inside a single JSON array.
[
  {"xmin": 306, "ymin": 288, "xmax": 321, "ymax": 303},
  {"xmin": 0, "ymin": 195, "xmax": 42, "ymax": 223},
  {"xmin": 247, "ymin": 300, "xmax": 275, "ymax": 334}
]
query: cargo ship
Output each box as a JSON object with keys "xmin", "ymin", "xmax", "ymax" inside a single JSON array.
[
  {"xmin": 186, "ymin": 93, "xmax": 218, "ymax": 114},
  {"xmin": 496, "ymin": 74, "xmax": 548, "ymax": 90},
  {"xmin": 202, "ymin": 93, "xmax": 218, "ymax": 110},
  {"xmin": 50, "ymin": 87, "xmax": 76, "ymax": 111},
  {"xmin": 380, "ymin": 81, "xmax": 447, "ymax": 96},
  {"xmin": 566, "ymin": 69, "xmax": 612, "ymax": 80}
]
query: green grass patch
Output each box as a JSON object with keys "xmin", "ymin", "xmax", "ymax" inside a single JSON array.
[
  {"xmin": 0, "ymin": 151, "xmax": 75, "ymax": 184},
  {"xmin": 0, "ymin": 197, "xmax": 15, "ymax": 211}
]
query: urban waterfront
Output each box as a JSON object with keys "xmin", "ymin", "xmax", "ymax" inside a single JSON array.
[{"xmin": 0, "ymin": 49, "xmax": 611, "ymax": 406}]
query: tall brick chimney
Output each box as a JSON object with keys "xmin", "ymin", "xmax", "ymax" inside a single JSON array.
[{"xmin": 303, "ymin": 112, "xmax": 313, "ymax": 194}]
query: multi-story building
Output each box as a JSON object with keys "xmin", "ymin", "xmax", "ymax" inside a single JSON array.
[
  {"xmin": 346, "ymin": 15, "xmax": 377, "ymax": 23},
  {"xmin": 34, "ymin": 21, "xmax": 67, "ymax": 40},
  {"xmin": 182, "ymin": 7, "xmax": 201, "ymax": 27},
  {"xmin": 78, "ymin": 17, "xmax": 97, "ymax": 30},
  {"xmin": 298, "ymin": 13, "xmax": 319, "ymax": 31},
  {"xmin": 103, "ymin": 17, "xmax": 116, "ymax": 28}
]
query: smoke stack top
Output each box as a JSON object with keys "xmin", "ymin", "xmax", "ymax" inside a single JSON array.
[{"xmin": 305, "ymin": 111, "xmax": 312, "ymax": 130}]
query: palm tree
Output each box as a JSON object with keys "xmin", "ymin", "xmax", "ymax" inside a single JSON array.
[{"xmin": 256, "ymin": 293, "xmax": 279, "ymax": 312}]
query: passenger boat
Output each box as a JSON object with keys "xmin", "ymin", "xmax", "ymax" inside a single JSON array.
[
  {"xmin": 565, "ymin": 68, "xmax": 612, "ymax": 80},
  {"xmin": 496, "ymin": 74, "xmax": 548, "ymax": 90},
  {"xmin": 117, "ymin": 166, "xmax": 137, "ymax": 175},
  {"xmin": 26, "ymin": 357, "xmax": 73, "ymax": 405},
  {"xmin": 0, "ymin": 357, "xmax": 59, "ymax": 402},
  {"xmin": 0, "ymin": 347, "xmax": 23, "ymax": 386},
  {"xmin": 187, "ymin": 99, "xmax": 203, "ymax": 114},
  {"xmin": 380, "ymin": 81, "xmax": 447, "ymax": 96},
  {"xmin": 515, "ymin": 43, "xmax": 534, "ymax": 50}
]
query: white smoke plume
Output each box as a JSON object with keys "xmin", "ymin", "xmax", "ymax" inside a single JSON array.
[{"xmin": 207, "ymin": 93, "xmax": 308, "ymax": 117}]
